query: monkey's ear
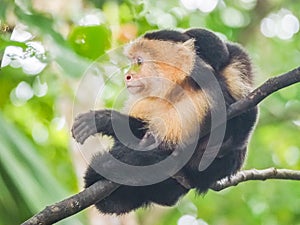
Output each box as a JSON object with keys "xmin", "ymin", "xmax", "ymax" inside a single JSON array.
[{"xmin": 182, "ymin": 39, "xmax": 195, "ymax": 52}]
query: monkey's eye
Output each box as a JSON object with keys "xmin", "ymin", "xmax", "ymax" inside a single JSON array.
[{"xmin": 136, "ymin": 56, "xmax": 143, "ymax": 65}]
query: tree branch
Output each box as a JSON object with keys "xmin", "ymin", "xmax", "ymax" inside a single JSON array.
[
  {"xmin": 22, "ymin": 67, "xmax": 300, "ymax": 225},
  {"xmin": 227, "ymin": 66, "xmax": 300, "ymax": 119},
  {"xmin": 211, "ymin": 168, "xmax": 300, "ymax": 191},
  {"xmin": 22, "ymin": 181, "xmax": 120, "ymax": 225}
]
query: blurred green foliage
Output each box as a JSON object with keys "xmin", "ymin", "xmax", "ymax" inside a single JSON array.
[
  {"xmin": 68, "ymin": 25, "xmax": 111, "ymax": 59},
  {"xmin": 0, "ymin": 0, "xmax": 300, "ymax": 225}
]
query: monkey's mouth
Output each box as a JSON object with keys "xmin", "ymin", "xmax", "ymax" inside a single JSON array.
[
  {"xmin": 126, "ymin": 84, "xmax": 143, "ymax": 88},
  {"xmin": 126, "ymin": 84, "xmax": 144, "ymax": 93}
]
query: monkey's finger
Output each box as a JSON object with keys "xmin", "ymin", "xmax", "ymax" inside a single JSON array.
[
  {"xmin": 72, "ymin": 119, "xmax": 98, "ymax": 144},
  {"xmin": 72, "ymin": 111, "xmax": 96, "ymax": 130},
  {"xmin": 72, "ymin": 121, "xmax": 90, "ymax": 137},
  {"xmin": 75, "ymin": 126, "xmax": 97, "ymax": 144},
  {"xmin": 73, "ymin": 111, "xmax": 96, "ymax": 123},
  {"xmin": 73, "ymin": 115, "xmax": 97, "ymax": 134}
]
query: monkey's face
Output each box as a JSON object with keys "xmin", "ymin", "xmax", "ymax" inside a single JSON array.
[
  {"xmin": 124, "ymin": 38, "xmax": 196, "ymax": 98},
  {"xmin": 125, "ymin": 49, "xmax": 165, "ymax": 97}
]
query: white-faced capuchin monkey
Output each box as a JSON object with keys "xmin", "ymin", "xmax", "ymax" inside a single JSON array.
[{"xmin": 72, "ymin": 28, "xmax": 258, "ymax": 214}]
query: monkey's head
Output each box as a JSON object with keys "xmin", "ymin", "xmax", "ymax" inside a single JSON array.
[{"xmin": 124, "ymin": 35, "xmax": 196, "ymax": 98}]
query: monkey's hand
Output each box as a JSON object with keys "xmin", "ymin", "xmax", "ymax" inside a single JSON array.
[
  {"xmin": 72, "ymin": 111, "xmax": 97, "ymax": 144},
  {"xmin": 72, "ymin": 110, "xmax": 148, "ymax": 145},
  {"xmin": 72, "ymin": 110, "xmax": 119, "ymax": 144}
]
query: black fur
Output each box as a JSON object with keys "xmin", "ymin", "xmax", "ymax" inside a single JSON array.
[
  {"xmin": 144, "ymin": 30, "xmax": 190, "ymax": 43},
  {"xmin": 72, "ymin": 28, "xmax": 258, "ymax": 214},
  {"xmin": 145, "ymin": 29, "xmax": 230, "ymax": 71},
  {"xmin": 185, "ymin": 29, "xmax": 230, "ymax": 71}
]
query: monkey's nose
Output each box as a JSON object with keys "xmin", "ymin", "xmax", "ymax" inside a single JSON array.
[{"xmin": 125, "ymin": 74, "xmax": 132, "ymax": 81}]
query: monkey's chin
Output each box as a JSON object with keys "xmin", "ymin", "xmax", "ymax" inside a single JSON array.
[{"xmin": 126, "ymin": 85, "xmax": 144, "ymax": 94}]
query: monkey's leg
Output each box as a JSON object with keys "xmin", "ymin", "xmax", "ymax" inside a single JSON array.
[
  {"xmin": 84, "ymin": 141, "xmax": 187, "ymax": 214},
  {"xmin": 72, "ymin": 110, "xmax": 147, "ymax": 144},
  {"xmin": 186, "ymin": 107, "xmax": 258, "ymax": 193}
]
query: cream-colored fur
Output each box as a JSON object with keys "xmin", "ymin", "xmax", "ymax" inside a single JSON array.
[
  {"xmin": 126, "ymin": 38, "xmax": 195, "ymax": 83},
  {"xmin": 124, "ymin": 91, "xmax": 208, "ymax": 146},
  {"xmin": 123, "ymin": 38, "xmax": 209, "ymax": 145},
  {"xmin": 222, "ymin": 61, "xmax": 252, "ymax": 99}
]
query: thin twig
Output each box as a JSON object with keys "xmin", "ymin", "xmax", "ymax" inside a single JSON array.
[{"xmin": 211, "ymin": 168, "xmax": 300, "ymax": 191}]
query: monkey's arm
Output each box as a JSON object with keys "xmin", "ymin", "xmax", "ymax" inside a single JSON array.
[{"xmin": 72, "ymin": 110, "xmax": 148, "ymax": 144}]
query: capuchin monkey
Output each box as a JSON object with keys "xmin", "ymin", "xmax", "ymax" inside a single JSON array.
[{"xmin": 72, "ymin": 28, "xmax": 258, "ymax": 214}]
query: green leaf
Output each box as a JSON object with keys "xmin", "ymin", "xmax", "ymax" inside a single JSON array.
[
  {"xmin": 0, "ymin": 114, "xmax": 68, "ymax": 208},
  {"xmin": 0, "ymin": 37, "xmax": 27, "ymax": 51},
  {"xmin": 13, "ymin": 5, "xmax": 91, "ymax": 77},
  {"xmin": 0, "ymin": 112, "xmax": 84, "ymax": 225},
  {"xmin": 0, "ymin": 0, "xmax": 12, "ymax": 19},
  {"xmin": 68, "ymin": 25, "xmax": 111, "ymax": 60}
]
